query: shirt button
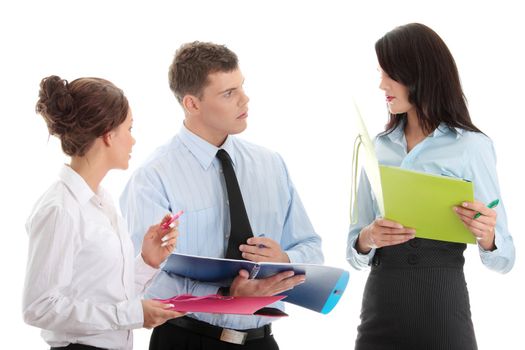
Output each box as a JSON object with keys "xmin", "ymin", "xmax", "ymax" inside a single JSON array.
[
  {"xmin": 407, "ymin": 254, "xmax": 419, "ymax": 265},
  {"xmin": 372, "ymin": 255, "xmax": 380, "ymax": 267}
]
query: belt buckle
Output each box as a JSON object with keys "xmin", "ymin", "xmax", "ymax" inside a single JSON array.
[{"xmin": 220, "ymin": 328, "xmax": 248, "ymax": 345}]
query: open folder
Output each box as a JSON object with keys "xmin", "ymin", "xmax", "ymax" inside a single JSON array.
[
  {"xmin": 351, "ymin": 100, "xmax": 476, "ymax": 244},
  {"xmin": 163, "ymin": 253, "xmax": 350, "ymax": 315},
  {"xmin": 155, "ymin": 294, "xmax": 288, "ymax": 317},
  {"xmin": 351, "ymin": 100, "xmax": 385, "ymax": 216},
  {"xmin": 380, "ymin": 165, "xmax": 475, "ymax": 244}
]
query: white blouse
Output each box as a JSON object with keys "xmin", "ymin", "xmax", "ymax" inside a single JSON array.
[{"xmin": 23, "ymin": 165, "xmax": 159, "ymax": 350}]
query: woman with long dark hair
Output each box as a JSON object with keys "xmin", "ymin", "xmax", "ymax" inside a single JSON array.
[{"xmin": 347, "ymin": 23, "xmax": 515, "ymax": 349}]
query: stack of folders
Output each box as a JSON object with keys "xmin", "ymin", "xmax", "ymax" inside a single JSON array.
[{"xmin": 162, "ymin": 253, "xmax": 350, "ymax": 315}]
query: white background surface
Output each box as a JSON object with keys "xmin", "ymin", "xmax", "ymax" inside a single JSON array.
[{"xmin": 1, "ymin": 1, "xmax": 523, "ymax": 348}]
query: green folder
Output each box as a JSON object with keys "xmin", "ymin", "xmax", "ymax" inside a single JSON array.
[{"xmin": 380, "ymin": 165, "xmax": 476, "ymax": 244}]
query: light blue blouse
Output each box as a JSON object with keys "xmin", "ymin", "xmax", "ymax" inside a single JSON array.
[{"xmin": 347, "ymin": 122, "xmax": 515, "ymax": 274}]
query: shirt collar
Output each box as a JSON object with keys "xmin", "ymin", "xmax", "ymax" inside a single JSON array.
[
  {"xmin": 386, "ymin": 120, "xmax": 464, "ymax": 143},
  {"xmin": 431, "ymin": 123, "xmax": 464, "ymax": 139},
  {"xmin": 178, "ymin": 124, "xmax": 237, "ymax": 170},
  {"xmin": 384, "ymin": 120, "xmax": 407, "ymax": 150},
  {"xmin": 59, "ymin": 165, "xmax": 96, "ymax": 205},
  {"xmin": 385, "ymin": 121, "xmax": 405, "ymax": 144}
]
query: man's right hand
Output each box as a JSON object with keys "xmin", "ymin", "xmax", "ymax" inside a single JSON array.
[
  {"xmin": 229, "ymin": 269, "xmax": 305, "ymax": 297},
  {"xmin": 356, "ymin": 218, "xmax": 416, "ymax": 254},
  {"xmin": 141, "ymin": 299, "xmax": 185, "ymax": 329}
]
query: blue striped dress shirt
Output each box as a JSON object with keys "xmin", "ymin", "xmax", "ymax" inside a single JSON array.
[
  {"xmin": 120, "ymin": 124, "xmax": 323, "ymax": 329},
  {"xmin": 347, "ymin": 122, "xmax": 515, "ymax": 274}
]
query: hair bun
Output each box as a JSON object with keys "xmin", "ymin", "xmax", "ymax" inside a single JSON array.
[{"xmin": 36, "ymin": 75, "xmax": 76, "ymax": 137}]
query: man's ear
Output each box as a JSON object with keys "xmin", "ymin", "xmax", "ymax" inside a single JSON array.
[{"xmin": 182, "ymin": 95, "xmax": 200, "ymax": 115}]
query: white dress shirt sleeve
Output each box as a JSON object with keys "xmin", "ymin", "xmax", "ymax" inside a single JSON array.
[
  {"xmin": 134, "ymin": 254, "xmax": 160, "ymax": 295},
  {"xmin": 23, "ymin": 205, "xmax": 144, "ymax": 332}
]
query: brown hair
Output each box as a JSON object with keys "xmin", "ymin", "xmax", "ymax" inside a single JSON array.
[
  {"xmin": 36, "ymin": 75, "xmax": 129, "ymax": 156},
  {"xmin": 168, "ymin": 41, "xmax": 239, "ymax": 104},
  {"xmin": 376, "ymin": 23, "xmax": 482, "ymax": 135}
]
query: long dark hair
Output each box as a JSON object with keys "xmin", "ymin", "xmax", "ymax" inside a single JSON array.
[{"xmin": 375, "ymin": 23, "xmax": 482, "ymax": 134}]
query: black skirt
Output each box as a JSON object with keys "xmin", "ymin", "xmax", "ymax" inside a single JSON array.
[{"xmin": 355, "ymin": 238, "xmax": 477, "ymax": 350}]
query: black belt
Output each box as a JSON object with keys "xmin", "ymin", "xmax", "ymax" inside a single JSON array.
[
  {"xmin": 371, "ymin": 239, "xmax": 466, "ymax": 269},
  {"xmin": 51, "ymin": 344, "xmax": 106, "ymax": 350},
  {"xmin": 167, "ymin": 316, "xmax": 272, "ymax": 345}
]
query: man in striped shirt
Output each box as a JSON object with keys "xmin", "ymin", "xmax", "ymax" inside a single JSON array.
[{"xmin": 120, "ymin": 41, "xmax": 323, "ymax": 350}]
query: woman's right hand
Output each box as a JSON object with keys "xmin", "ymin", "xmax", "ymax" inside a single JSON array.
[
  {"xmin": 141, "ymin": 299, "xmax": 185, "ymax": 329},
  {"xmin": 141, "ymin": 214, "xmax": 179, "ymax": 269},
  {"xmin": 356, "ymin": 218, "xmax": 416, "ymax": 254}
]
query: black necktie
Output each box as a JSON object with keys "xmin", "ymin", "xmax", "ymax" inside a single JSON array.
[{"xmin": 216, "ymin": 149, "xmax": 253, "ymax": 259}]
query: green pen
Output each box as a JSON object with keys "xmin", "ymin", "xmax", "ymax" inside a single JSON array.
[{"xmin": 473, "ymin": 199, "xmax": 499, "ymax": 219}]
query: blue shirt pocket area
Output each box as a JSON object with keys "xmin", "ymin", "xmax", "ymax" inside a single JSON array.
[{"xmin": 176, "ymin": 206, "xmax": 223, "ymax": 257}]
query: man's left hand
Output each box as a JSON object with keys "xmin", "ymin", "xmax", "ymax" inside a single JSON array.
[{"xmin": 239, "ymin": 237, "xmax": 290, "ymax": 263}]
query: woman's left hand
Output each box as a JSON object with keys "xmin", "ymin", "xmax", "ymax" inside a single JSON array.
[
  {"xmin": 454, "ymin": 200, "xmax": 497, "ymax": 251},
  {"xmin": 141, "ymin": 214, "xmax": 179, "ymax": 268}
]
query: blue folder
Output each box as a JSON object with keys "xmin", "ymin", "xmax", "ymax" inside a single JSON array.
[{"xmin": 163, "ymin": 253, "xmax": 350, "ymax": 314}]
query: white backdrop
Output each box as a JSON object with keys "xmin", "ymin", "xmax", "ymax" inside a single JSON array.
[{"xmin": 1, "ymin": 1, "xmax": 523, "ymax": 349}]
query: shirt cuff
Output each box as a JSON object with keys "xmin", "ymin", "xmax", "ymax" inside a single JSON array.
[
  {"xmin": 478, "ymin": 228, "xmax": 503, "ymax": 256},
  {"xmin": 116, "ymin": 297, "xmax": 144, "ymax": 330},
  {"xmin": 477, "ymin": 228, "xmax": 516, "ymax": 274},
  {"xmin": 348, "ymin": 235, "xmax": 375, "ymax": 269},
  {"xmin": 135, "ymin": 254, "xmax": 160, "ymax": 289},
  {"xmin": 354, "ymin": 242, "xmax": 376, "ymax": 262},
  {"xmin": 285, "ymin": 250, "xmax": 300, "ymax": 264}
]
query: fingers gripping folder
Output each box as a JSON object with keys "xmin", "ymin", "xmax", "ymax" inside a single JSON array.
[{"xmin": 163, "ymin": 253, "xmax": 350, "ymax": 314}]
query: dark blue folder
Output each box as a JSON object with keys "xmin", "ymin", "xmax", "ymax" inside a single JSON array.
[{"xmin": 163, "ymin": 253, "xmax": 350, "ymax": 314}]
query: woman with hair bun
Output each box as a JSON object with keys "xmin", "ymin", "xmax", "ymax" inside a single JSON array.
[{"xmin": 23, "ymin": 76, "xmax": 184, "ymax": 350}]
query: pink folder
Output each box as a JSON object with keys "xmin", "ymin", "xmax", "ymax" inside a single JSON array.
[{"xmin": 155, "ymin": 294, "xmax": 288, "ymax": 317}]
